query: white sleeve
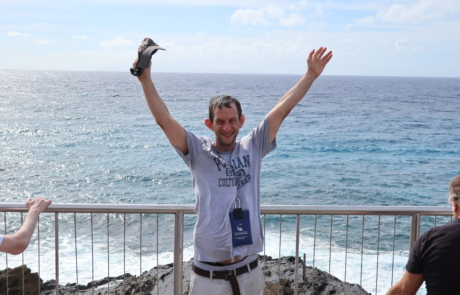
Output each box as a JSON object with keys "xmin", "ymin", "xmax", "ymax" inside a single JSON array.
[
  {"xmin": 245, "ymin": 115, "xmax": 277, "ymax": 158},
  {"xmin": 0, "ymin": 234, "xmax": 3, "ymax": 246}
]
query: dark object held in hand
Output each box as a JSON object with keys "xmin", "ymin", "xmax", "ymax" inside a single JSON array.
[{"xmin": 130, "ymin": 38, "xmax": 165, "ymax": 77}]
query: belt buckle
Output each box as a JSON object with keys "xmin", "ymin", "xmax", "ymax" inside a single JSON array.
[{"xmin": 225, "ymin": 269, "xmax": 236, "ymax": 280}]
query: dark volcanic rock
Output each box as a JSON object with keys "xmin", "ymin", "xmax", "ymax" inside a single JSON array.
[
  {"xmin": 2, "ymin": 257, "xmax": 370, "ymax": 295},
  {"xmin": 0, "ymin": 265, "xmax": 43, "ymax": 295},
  {"xmin": 261, "ymin": 256, "xmax": 370, "ymax": 295}
]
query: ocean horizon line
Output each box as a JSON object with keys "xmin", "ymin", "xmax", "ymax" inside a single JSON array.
[{"xmin": 1, "ymin": 68, "xmax": 459, "ymax": 79}]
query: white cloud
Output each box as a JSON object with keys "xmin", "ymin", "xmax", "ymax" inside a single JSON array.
[
  {"xmin": 73, "ymin": 35, "xmax": 89, "ymax": 40},
  {"xmin": 231, "ymin": 8, "xmax": 270, "ymax": 26},
  {"xmin": 337, "ymin": 48, "xmax": 362, "ymax": 56},
  {"xmin": 231, "ymin": 4, "xmax": 307, "ymax": 27},
  {"xmin": 280, "ymin": 13, "xmax": 306, "ymax": 27},
  {"xmin": 393, "ymin": 38, "xmax": 424, "ymax": 52},
  {"xmin": 100, "ymin": 36, "xmax": 133, "ymax": 47},
  {"xmin": 6, "ymin": 31, "xmax": 30, "ymax": 37},
  {"xmin": 38, "ymin": 39, "xmax": 52, "ymax": 45},
  {"xmin": 160, "ymin": 41, "xmax": 187, "ymax": 52},
  {"xmin": 308, "ymin": 21, "xmax": 326, "ymax": 30},
  {"xmin": 394, "ymin": 38, "xmax": 408, "ymax": 51},
  {"xmin": 0, "ymin": 0, "xmax": 274, "ymax": 7},
  {"xmin": 355, "ymin": 15, "xmax": 375, "ymax": 25},
  {"xmin": 315, "ymin": 4, "xmax": 323, "ymax": 16},
  {"xmin": 298, "ymin": 0, "xmax": 308, "ymax": 7},
  {"xmin": 75, "ymin": 50, "xmax": 102, "ymax": 56},
  {"xmin": 352, "ymin": 0, "xmax": 460, "ymax": 25},
  {"xmin": 155, "ymin": 37, "xmax": 312, "ymax": 60},
  {"xmin": 339, "ymin": 38, "xmax": 353, "ymax": 44}
]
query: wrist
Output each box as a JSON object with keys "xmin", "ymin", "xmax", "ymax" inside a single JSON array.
[
  {"xmin": 138, "ymin": 75, "xmax": 153, "ymax": 85},
  {"xmin": 304, "ymin": 71, "xmax": 319, "ymax": 84},
  {"xmin": 27, "ymin": 206, "xmax": 42, "ymax": 215},
  {"xmin": 305, "ymin": 70, "xmax": 319, "ymax": 80}
]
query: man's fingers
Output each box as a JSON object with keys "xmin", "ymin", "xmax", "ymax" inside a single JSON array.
[
  {"xmin": 325, "ymin": 52, "xmax": 333, "ymax": 64},
  {"xmin": 33, "ymin": 198, "xmax": 52, "ymax": 211},
  {"xmin": 322, "ymin": 51, "xmax": 333, "ymax": 62},
  {"xmin": 36, "ymin": 198, "xmax": 50, "ymax": 205},
  {"xmin": 320, "ymin": 48, "xmax": 328, "ymax": 58},
  {"xmin": 40, "ymin": 199, "xmax": 52, "ymax": 210},
  {"xmin": 26, "ymin": 198, "xmax": 52, "ymax": 210},
  {"xmin": 314, "ymin": 47, "xmax": 326, "ymax": 59},
  {"xmin": 313, "ymin": 47, "xmax": 321, "ymax": 58}
]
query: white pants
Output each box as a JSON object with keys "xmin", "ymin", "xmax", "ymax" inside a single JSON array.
[{"xmin": 189, "ymin": 265, "xmax": 265, "ymax": 295}]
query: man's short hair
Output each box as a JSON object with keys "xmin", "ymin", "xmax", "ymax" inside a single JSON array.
[
  {"xmin": 208, "ymin": 95, "xmax": 242, "ymax": 123},
  {"xmin": 449, "ymin": 175, "xmax": 460, "ymax": 203}
]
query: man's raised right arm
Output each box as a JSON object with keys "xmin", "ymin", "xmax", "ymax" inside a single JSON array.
[{"xmin": 136, "ymin": 61, "xmax": 188, "ymax": 155}]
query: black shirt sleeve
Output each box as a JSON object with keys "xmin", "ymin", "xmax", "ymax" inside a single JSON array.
[{"xmin": 406, "ymin": 234, "xmax": 425, "ymax": 274}]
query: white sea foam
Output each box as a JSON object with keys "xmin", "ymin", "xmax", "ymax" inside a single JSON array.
[{"xmin": 0, "ymin": 227, "xmax": 427, "ymax": 294}]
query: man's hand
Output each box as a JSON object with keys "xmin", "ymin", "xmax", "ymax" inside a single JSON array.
[
  {"xmin": 26, "ymin": 197, "xmax": 51, "ymax": 213},
  {"xmin": 132, "ymin": 58, "xmax": 152, "ymax": 81},
  {"xmin": 134, "ymin": 56, "xmax": 188, "ymax": 155},
  {"xmin": 267, "ymin": 46, "xmax": 333, "ymax": 142},
  {"xmin": 306, "ymin": 47, "xmax": 333, "ymax": 79}
]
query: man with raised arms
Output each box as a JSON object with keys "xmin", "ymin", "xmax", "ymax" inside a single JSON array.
[
  {"xmin": 0, "ymin": 197, "xmax": 51, "ymax": 255},
  {"xmin": 134, "ymin": 47, "xmax": 332, "ymax": 295}
]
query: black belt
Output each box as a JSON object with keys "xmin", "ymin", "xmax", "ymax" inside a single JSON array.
[{"xmin": 192, "ymin": 259, "xmax": 259, "ymax": 295}]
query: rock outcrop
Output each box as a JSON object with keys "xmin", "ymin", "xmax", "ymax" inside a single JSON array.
[
  {"xmin": 4, "ymin": 256, "xmax": 370, "ymax": 295},
  {"xmin": 0, "ymin": 265, "xmax": 43, "ymax": 295}
]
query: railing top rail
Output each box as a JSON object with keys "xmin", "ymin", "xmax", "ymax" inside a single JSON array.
[
  {"xmin": 260, "ymin": 205, "xmax": 452, "ymax": 215},
  {"xmin": 0, "ymin": 203, "xmax": 196, "ymax": 214},
  {"xmin": 0, "ymin": 203, "xmax": 452, "ymax": 216}
]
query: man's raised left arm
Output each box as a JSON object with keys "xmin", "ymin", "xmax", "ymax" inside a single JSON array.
[{"xmin": 267, "ymin": 47, "xmax": 332, "ymax": 142}]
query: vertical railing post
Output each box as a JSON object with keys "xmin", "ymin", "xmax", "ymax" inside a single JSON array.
[
  {"xmin": 294, "ymin": 214, "xmax": 300, "ymax": 295},
  {"xmin": 409, "ymin": 214, "xmax": 420, "ymax": 254},
  {"xmin": 174, "ymin": 211, "xmax": 184, "ymax": 295},
  {"xmin": 54, "ymin": 213, "xmax": 59, "ymax": 295}
]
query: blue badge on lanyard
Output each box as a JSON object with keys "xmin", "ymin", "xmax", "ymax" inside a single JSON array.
[{"xmin": 229, "ymin": 198, "xmax": 253, "ymax": 247}]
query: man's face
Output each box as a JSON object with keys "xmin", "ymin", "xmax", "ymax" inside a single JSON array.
[{"xmin": 207, "ymin": 103, "xmax": 245, "ymax": 151}]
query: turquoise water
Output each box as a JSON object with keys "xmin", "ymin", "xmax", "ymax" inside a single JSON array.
[{"xmin": 1, "ymin": 70, "xmax": 459, "ymax": 293}]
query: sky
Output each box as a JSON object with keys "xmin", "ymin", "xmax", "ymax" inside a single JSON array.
[{"xmin": 1, "ymin": 0, "xmax": 459, "ymax": 77}]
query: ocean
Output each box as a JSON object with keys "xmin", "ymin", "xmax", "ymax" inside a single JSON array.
[{"xmin": 1, "ymin": 70, "xmax": 459, "ymax": 294}]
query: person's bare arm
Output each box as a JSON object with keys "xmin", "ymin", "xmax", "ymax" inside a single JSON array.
[
  {"xmin": 0, "ymin": 198, "xmax": 51, "ymax": 255},
  {"xmin": 386, "ymin": 271, "xmax": 424, "ymax": 295},
  {"xmin": 267, "ymin": 47, "xmax": 332, "ymax": 143},
  {"xmin": 136, "ymin": 61, "xmax": 188, "ymax": 155}
]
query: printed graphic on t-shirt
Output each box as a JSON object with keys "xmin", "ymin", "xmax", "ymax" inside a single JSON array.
[{"xmin": 214, "ymin": 155, "xmax": 252, "ymax": 189}]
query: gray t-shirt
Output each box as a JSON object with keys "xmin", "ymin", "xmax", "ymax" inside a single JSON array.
[{"xmin": 175, "ymin": 116, "xmax": 276, "ymax": 263}]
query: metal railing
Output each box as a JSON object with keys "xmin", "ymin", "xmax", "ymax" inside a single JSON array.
[{"xmin": 0, "ymin": 203, "xmax": 452, "ymax": 295}]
